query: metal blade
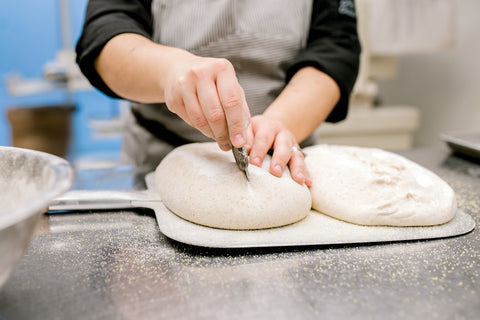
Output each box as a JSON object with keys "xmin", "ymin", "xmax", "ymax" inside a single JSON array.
[{"xmin": 232, "ymin": 146, "xmax": 250, "ymax": 181}]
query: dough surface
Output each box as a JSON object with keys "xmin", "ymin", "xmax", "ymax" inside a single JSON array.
[
  {"xmin": 155, "ymin": 143, "xmax": 311, "ymax": 230},
  {"xmin": 304, "ymin": 145, "xmax": 457, "ymax": 226}
]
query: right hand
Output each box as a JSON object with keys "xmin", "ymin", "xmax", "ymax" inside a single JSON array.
[{"xmin": 163, "ymin": 55, "xmax": 251, "ymax": 150}]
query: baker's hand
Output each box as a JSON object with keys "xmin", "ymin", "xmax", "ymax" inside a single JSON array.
[
  {"xmin": 164, "ymin": 55, "xmax": 250, "ymax": 150},
  {"xmin": 246, "ymin": 115, "xmax": 312, "ymax": 186}
]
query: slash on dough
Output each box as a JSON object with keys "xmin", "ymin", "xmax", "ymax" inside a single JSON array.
[{"xmin": 155, "ymin": 142, "xmax": 312, "ymax": 230}]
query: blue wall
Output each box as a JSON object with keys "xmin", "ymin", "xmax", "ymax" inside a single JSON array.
[{"xmin": 0, "ymin": 1, "xmax": 122, "ymax": 158}]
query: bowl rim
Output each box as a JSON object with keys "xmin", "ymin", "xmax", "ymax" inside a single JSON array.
[{"xmin": 0, "ymin": 146, "xmax": 75, "ymax": 229}]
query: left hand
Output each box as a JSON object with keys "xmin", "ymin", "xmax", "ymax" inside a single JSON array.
[{"xmin": 246, "ymin": 115, "xmax": 312, "ymax": 186}]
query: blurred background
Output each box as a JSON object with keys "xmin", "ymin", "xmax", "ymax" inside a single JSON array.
[
  {"xmin": 0, "ymin": 0, "xmax": 478, "ymax": 165},
  {"xmin": 0, "ymin": 0, "xmax": 124, "ymax": 166}
]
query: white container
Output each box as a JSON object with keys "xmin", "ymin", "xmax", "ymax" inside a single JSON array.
[{"xmin": 315, "ymin": 106, "xmax": 420, "ymax": 150}]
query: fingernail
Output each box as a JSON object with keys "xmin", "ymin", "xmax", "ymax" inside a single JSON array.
[
  {"xmin": 232, "ymin": 134, "xmax": 245, "ymax": 146},
  {"xmin": 219, "ymin": 142, "xmax": 230, "ymax": 150},
  {"xmin": 274, "ymin": 165, "xmax": 282, "ymax": 175},
  {"xmin": 296, "ymin": 173, "xmax": 305, "ymax": 184},
  {"xmin": 252, "ymin": 156, "xmax": 261, "ymax": 166}
]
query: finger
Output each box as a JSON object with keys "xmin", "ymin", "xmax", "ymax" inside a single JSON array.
[
  {"xmin": 173, "ymin": 99, "xmax": 192, "ymax": 127},
  {"xmin": 195, "ymin": 77, "xmax": 231, "ymax": 149},
  {"xmin": 289, "ymin": 147, "xmax": 310, "ymax": 186},
  {"xmin": 245, "ymin": 123, "xmax": 254, "ymax": 153},
  {"xmin": 216, "ymin": 62, "xmax": 250, "ymax": 147},
  {"xmin": 269, "ymin": 132, "xmax": 292, "ymax": 177},
  {"xmin": 181, "ymin": 83, "xmax": 215, "ymax": 140},
  {"xmin": 249, "ymin": 121, "xmax": 275, "ymax": 167},
  {"xmin": 164, "ymin": 76, "xmax": 192, "ymax": 126}
]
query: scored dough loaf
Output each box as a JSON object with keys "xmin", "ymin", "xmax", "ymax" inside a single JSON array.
[
  {"xmin": 155, "ymin": 142, "xmax": 312, "ymax": 230},
  {"xmin": 304, "ymin": 144, "xmax": 457, "ymax": 226}
]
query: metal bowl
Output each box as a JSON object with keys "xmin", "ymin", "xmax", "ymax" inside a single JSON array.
[{"xmin": 0, "ymin": 147, "xmax": 75, "ymax": 288}]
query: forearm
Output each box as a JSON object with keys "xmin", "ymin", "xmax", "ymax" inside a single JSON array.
[
  {"xmin": 95, "ymin": 33, "xmax": 250, "ymax": 149},
  {"xmin": 264, "ymin": 66, "xmax": 341, "ymax": 143},
  {"xmin": 94, "ymin": 33, "xmax": 192, "ymax": 103}
]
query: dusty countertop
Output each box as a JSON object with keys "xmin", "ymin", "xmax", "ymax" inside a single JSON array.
[{"xmin": 0, "ymin": 146, "xmax": 479, "ymax": 320}]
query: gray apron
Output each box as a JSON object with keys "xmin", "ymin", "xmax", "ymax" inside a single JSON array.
[{"xmin": 122, "ymin": 0, "xmax": 313, "ymax": 174}]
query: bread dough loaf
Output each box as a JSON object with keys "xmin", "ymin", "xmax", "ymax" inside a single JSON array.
[
  {"xmin": 304, "ymin": 145, "xmax": 457, "ymax": 226},
  {"xmin": 155, "ymin": 143, "xmax": 312, "ymax": 230}
]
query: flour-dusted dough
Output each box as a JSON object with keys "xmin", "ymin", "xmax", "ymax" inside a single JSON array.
[
  {"xmin": 304, "ymin": 145, "xmax": 457, "ymax": 226},
  {"xmin": 155, "ymin": 142, "xmax": 312, "ymax": 230}
]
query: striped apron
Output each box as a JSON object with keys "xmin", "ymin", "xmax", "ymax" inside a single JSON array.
[{"xmin": 123, "ymin": 0, "xmax": 313, "ymax": 174}]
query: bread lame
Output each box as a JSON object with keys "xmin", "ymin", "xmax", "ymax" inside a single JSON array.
[{"xmin": 232, "ymin": 146, "xmax": 250, "ymax": 181}]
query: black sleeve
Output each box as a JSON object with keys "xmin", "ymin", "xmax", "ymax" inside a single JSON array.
[
  {"xmin": 75, "ymin": 0, "xmax": 153, "ymax": 98},
  {"xmin": 286, "ymin": 0, "xmax": 361, "ymax": 123}
]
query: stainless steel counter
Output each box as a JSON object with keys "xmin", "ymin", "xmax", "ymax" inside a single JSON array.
[{"xmin": 0, "ymin": 147, "xmax": 479, "ymax": 320}]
